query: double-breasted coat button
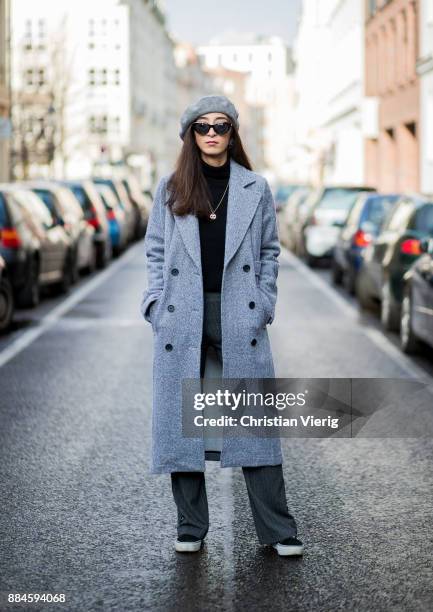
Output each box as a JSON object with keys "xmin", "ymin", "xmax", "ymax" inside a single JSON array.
[
  {"xmin": 249, "ymin": 301, "xmax": 255, "ymax": 309},
  {"xmin": 251, "ymin": 338, "xmax": 257, "ymax": 346},
  {"xmin": 171, "ymin": 268, "xmax": 179, "ymax": 276},
  {"xmin": 167, "ymin": 304, "xmax": 175, "ymax": 312},
  {"xmin": 165, "ymin": 343, "xmax": 173, "ymax": 351},
  {"xmin": 243, "ymin": 264, "xmax": 250, "ymax": 272}
]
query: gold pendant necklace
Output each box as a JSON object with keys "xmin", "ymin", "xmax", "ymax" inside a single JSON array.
[{"xmin": 208, "ymin": 180, "xmax": 229, "ymax": 220}]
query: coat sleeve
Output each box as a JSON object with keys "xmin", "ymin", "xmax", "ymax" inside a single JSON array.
[
  {"xmin": 258, "ymin": 179, "xmax": 281, "ymax": 325},
  {"xmin": 140, "ymin": 176, "xmax": 167, "ymax": 323}
]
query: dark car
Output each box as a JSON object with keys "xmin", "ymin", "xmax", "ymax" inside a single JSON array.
[
  {"xmin": 356, "ymin": 194, "xmax": 433, "ymax": 331},
  {"xmin": 332, "ymin": 193, "xmax": 400, "ymax": 293},
  {"xmin": 92, "ymin": 178, "xmax": 136, "ymax": 243},
  {"xmin": 300, "ymin": 185, "xmax": 376, "ymax": 267},
  {"xmin": 121, "ymin": 175, "xmax": 150, "ymax": 239},
  {"xmin": 59, "ymin": 179, "xmax": 112, "ymax": 269},
  {"xmin": 0, "ymin": 254, "xmax": 14, "ymax": 333},
  {"xmin": 0, "ymin": 184, "xmax": 72, "ymax": 306},
  {"xmin": 400, "ymin": 236, "xmax": 433, "ymax": 354},
  {"xmin": 23, "ymin": 181, "xmax": 95, "ymax": 282}
]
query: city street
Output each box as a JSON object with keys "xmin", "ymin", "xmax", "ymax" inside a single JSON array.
[{"xmin": 1, "ymin": 241, "xmax": 433, "ymax": 612}]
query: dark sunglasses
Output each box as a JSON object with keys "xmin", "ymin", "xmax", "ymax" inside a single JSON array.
[{"xmin": 191, "ymin": 121, "xmax": 232, "ymax": 136}]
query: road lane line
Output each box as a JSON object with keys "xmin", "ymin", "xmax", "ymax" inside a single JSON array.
[
  {"xmin": 281, "ymin": 248, "xmax": 433, "ymax": 383},
  {"xmin": 0, "ymin": 243, "xmax": 142, "ymax": 369}
]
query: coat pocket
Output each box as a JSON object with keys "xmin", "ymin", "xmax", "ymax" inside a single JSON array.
[{"xmin": 148, "ymin": 290, "xmax": 166, "ymax": 330}]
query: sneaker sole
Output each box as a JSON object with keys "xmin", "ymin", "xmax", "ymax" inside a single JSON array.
[
  {"xmin": 272, "ymin": 543, "xmax": 304, "ymax": 556},
  {"xmin": 175, "ymin": 540, "xmax": 202, "ymax": 553}
]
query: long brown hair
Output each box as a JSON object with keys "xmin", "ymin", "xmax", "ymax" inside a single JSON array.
[{"xmin": 166, "ymin": 123, "xmax": 253, "ymax": 218}]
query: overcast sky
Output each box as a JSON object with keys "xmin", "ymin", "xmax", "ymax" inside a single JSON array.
[{"xmin": 163, "ymin": 0, "xmax": 303, "ymax": 47}]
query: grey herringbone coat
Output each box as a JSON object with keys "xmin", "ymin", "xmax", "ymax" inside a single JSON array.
[{"xmin": 140, "ymin": 157, "xmax": 282, "ymax": 473}]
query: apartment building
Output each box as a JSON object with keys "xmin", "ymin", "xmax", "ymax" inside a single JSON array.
[
  {"xmin": 364, "ymin": 0, "xmax": 420, "ymax": 191},
  {"xmin": 0, "ymin": 0, "xmax": 10, "ymax": 181}
]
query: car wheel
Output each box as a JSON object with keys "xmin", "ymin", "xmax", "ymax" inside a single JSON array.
[
  {"xmin": 16, "ymin": 257, "xmax": 40, "ymax": 308},
  {"xmin": 85, "ymin": 244, "xmax": 98, "ymax": 275},
  {"xmin": 71, "ymin": 250, "xmax": 80, "ymax": 284},
  {"xmin": 381, "ymin": 279, "xmax": 400, "ymax": 331},
  {"xmin": 355, "ymin": 270, "xmax": 377, "ymax": 311},
  {"xmin": 343, "ymin": 268, "xmax": 356, "ymax": 295},
  {"xmin": 400, "ymin": 288, "xmax": 421, "ymax": 354},
  {"xmin": 331, "ymin": 259, "xmax": 343, "ymax": 285},
  {"xmin": 0, "ymin": 276, "xmax": 14, "ymax": 333},
  {"xmin": 58, "ymin": 253, "xmax": 73, "ymax": 294}
]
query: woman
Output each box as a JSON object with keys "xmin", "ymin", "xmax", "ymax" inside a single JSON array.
[{"xmin": 140, "ymin": 95, "xmax": 303, "ymax": 557}]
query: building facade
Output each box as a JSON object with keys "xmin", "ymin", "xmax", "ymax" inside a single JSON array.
[
  {"xmin": 417, "ymin": 0, "xmax": 433, "ymax": 194},
  {"xmin": 0, "ymin": 0, "xmax": 11, "ymax": 181},
  {"xmin": 11, "ymin": 0, "xmax": 177, "ymax": 185},
  {"xmin": 293, "ymin": 0, "xmax": 367, "ymax": 186},
  {"xmin": 364, "ymin": 0, "xmax": 420, "ymax": 192},
  {"xmin": 123, "ymin": 0, "xmax": 178, "ymax": 183},
  {"xmin": 197, "ymin": 33, "xmax": 295, "ymax": 178},
  {"xmin": 11, "ymin": 0, "xmax": 130, "ymax": 179}
]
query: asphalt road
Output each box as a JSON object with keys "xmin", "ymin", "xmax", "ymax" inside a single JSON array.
[{"xmin": 1, "ymin": 241, "xmax": 432, "ymax": 612}]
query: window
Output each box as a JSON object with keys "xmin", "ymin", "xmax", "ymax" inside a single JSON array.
[
  {"xmin": 25, "ymin": 68, "xmax": 33, "ymax": 86},
  {"xmin": 414, "ymin": 204, "xmax": 433, "ymax": 233},
  {"xmin": 368, "ymin": 0, "xmax": 377, "ymax": 18},
  {"xmin": 385, "ymin": 199, "xmax": 414, "ymax": 231},
  {"xmin": 88, "ymin": 68, "xmax": 95, "ymax": 86},
  {"xmin": 318, "ymin": 188, "xmax": 366, "ymax": 211}
]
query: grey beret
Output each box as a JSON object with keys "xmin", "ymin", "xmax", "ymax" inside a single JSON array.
[{"xmin": 179, "ymin": 94, "xmax": 239, "ymax": 140}]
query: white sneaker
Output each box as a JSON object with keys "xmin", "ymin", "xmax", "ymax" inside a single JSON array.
[
  {"xmin": 272, "ymin": 537, "xmax": 304, "ymax": 556},
  {"xmin": 175, "ymin": 535, "xmax": 203, "ymax": 553}
]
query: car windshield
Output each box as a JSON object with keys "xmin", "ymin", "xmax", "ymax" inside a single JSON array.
[
  {"xmin": 95, "ymin": 179, "xmax": 121, "ymax": 204},
  {"xmin": 366, "ymin": 196, "xmax": 399, "ymax": 225},
  {"xmin": 69, "ymin": 185, "xmax": 90, "ymax": 209},
  {"xmin": 11, "ymin": 190, "xmax": 54, "ymax": 226},
  {"xmin": 33, "ymin": 189, "xmax": 56, "ymax": 215},
  {"xmin": 414, "ymin": 204, "xmax": 433, "ymax": 233},
  {"xmin": 318, "ymin": 188, "xmax": 365, "ymax": 211}
]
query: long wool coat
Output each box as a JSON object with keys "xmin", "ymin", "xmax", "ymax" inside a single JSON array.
[{"xmin": 140, "ymin": 157, "xmax": 282, "ymax": 473}]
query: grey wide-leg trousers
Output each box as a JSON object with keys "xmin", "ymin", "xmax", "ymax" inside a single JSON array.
[{"xmin": 170, "ymin": 292, "xmax": 298, "ymax": 545}]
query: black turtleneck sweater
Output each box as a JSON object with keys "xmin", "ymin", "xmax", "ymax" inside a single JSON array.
[{"xmin": 198, "ymin": 156, "xmax": 230, "ymax": 292}]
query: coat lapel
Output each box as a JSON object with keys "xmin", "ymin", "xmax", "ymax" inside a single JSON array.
[{"xmin": 174, "ymin": 158, "xmax": 262, "ymax": 274}]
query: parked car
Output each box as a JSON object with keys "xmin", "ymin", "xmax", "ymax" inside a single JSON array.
[
  {"xmin": 356, "ymin": 194, "xmax": 433, "ymax": 331},
  {"xmin": 274, "ymin": 184, "xmax": 303, "ymax": 213},
  {"xmin": 121, "ymin": 175, "xmax": 150, "ymax": 239},
  {"xmin": 92, "ymin": 178, "xmax": 136, "ymax": 243},
  {"xmin": 94, "ymin": 184, "xmax": 128, "ymax": 256},
  {"xmin": 279, "ymin": 186, "xmax": 312, "ymax": 251},
  {"xmin": 0, "ymin": 184, "xmax": 72, "ymax": 305},
  {"xmin": 22, "ymin": 181, "xmax": 95, "ymax": 282},
  {"xmin": 400, "ymin": 236, "xmax": 433, "ymax": 353},
  {"xmin": 0, "ymin": 254, "xmax": 14, "ymax": 332},
  {"xmin": 301, "ymin": 185, "xmax": 376, "ymax": 267},
  {"xmin": 332, "ymin": 193, "xmax": 400, "ymax": 293},
  {"xmin": 59, "ymin": 179, "xmax": 112, "ymax": 269}
]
